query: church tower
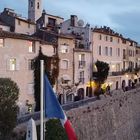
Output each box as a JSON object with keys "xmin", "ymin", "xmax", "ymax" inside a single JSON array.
[{"xmin": 28, "ymin": 0, "xmax": 42, "ymax": 22}]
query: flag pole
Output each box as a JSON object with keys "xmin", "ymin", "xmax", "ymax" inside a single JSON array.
[{"xmin": 40, "ymin": 60, "xmax": 44, "ymax": 140}]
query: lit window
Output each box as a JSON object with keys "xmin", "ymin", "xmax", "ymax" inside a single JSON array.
[
  {"xmin": 0, "ymin": 39, "xmax": 4, "ymax": 47},
  {"xmin": 28, "ymin": 41, "xmax": 35, "ymax": 53},
  {"xmin": 60, "ymin": 45, "xmax": 69, "ymax": 53},
  {"xmin": 10, "ymin": 58, "xmax": 16, "ymax": 71},
  {"xmin": 61, "ymin": 60, "xmax": 69, "ymax": 69}
]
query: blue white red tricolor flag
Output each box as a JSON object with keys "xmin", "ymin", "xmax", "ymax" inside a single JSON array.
[{"xmin": 44, "ymin": 75, "xmax": 78, "ymax": 140}]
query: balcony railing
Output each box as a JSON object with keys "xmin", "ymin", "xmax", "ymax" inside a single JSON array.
[
  {"xmin": 79, "ymin": 78, "xmax": 85, "ymax": 84},
  {"xmin": 109, "ymin": 71, "xmax": 125, "ymax": 76},
  {"xmin": 79, "ymin": 61, "xmax": 86, "ymax": 68}
]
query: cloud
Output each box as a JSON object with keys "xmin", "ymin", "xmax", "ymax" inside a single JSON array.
[
  {"xmin": 0, "ymin": 0, "xmax": 140, "ymax": 42},
  {"xmin": 110, "ymin": 10, "xmax": 140, "ymax": 42}
]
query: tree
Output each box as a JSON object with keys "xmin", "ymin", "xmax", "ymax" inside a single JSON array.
[
  {"xmin": 93, "ymin": 60, "xmax": 109, "ymax": 98},
  {"xmin": 34, "ymin": 47, "xmax": 59, "ymax": 111},
  {"xmin": 0, "ymin": 78, "xmax": 19, "ymax": 139}
]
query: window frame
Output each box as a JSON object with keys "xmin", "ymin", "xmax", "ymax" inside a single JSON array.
[
  {"xmin": 0, "ymin": 38, "xmax": 4, "ymax": 47},
  {"xmin": 61, "ymin": 59, "xmax": 69, "ymax": 69},
  {"xmin": 9, "ymin": 58, "xmax": 16, "ymax": 71}
]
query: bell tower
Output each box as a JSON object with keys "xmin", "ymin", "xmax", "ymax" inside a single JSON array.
[{"xmin": 28, "ymin": 0, "xmax": 42, "ymax": 22}]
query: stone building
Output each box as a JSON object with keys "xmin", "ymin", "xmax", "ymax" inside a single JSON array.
[
  {"xmin": 0, "ymin": 8, "xmax": 36, "ymax": 35},
  {"xmin": 92, "ymin": 26, "xmax": 139, "ymax": 91},
  {"xmin": 60, "ymin": 15, "xmax": 92, "ymax": 99},
  {"xmin": 0, "ymin": 29, "xmax": 55, "ymax": 115}
]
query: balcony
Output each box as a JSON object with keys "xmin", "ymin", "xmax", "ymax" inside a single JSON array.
[
  {"xmin": 123, "ymin": 54, "xmax": 129, "ymax": 60},
  {"xmin": 109, "ymin": 71, "xmax": 125, "ymax": 76},
  {"xmin": 79, "ymin": 61, "xmax": 86, "ymax": 68}
]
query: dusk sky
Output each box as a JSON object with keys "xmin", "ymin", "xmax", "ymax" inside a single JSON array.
[{"xmin": 0, "ymin": 0, "xmax": 140, "ymax": 43}]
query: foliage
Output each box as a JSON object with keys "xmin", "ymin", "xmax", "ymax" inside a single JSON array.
[
  {"xmin": 34, "ymin": 47, "xmax": 59, "ymax": 111},
  {"xmin": 93, "ymin": 60, "xmax": 109, "ymax": 97},
  {"xmin": 0, "ymin": 78, "xmax": 19, "ymax": 139},
  {"xmin": 93, "ymin": 60, "xmax": 110, "ymax": 84},
  {"xmin": 35, "ymin": 119, "xmax": 68, "ymax": 140}
]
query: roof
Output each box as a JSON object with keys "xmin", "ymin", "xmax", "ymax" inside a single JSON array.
[
  {"xmin": 93, "ymin": 26, "xmax": 123, "ymax": 38},
  {"xmin": 0, "ymin": 18, "xmax": 9, "ymax": 26},
  {"xmin": 2, "ymin": 8, "xmax": 35, "ymax": 25},
  {"xmin": 0, "ymin": 30, "xmax": 57, "ymax": 46},
  {"xmin": 58, "ymin": 33, "xmax": 75, "ymax": 39},
  {"xmin": 0, "ymin": 30, "xmax": 41, "ymax": 41}
]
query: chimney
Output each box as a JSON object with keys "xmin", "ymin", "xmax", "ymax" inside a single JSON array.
[{"xmin": 70, "ymin": 15, "xmax": 78, "ymax": 27}]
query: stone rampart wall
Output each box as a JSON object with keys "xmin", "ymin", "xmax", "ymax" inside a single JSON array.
[{"xmin": 66, "ymin": 88, "xmax": 140, "ymax": 140}]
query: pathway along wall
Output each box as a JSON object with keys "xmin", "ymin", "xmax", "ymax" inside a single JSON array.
[{"xmin": 66, "ymin": 87, "xmax": 140, "ymax": 140}]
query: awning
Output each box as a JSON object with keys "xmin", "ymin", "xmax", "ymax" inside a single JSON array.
[{"xmin": 62, "ymin": 75, "xmax": 71, "ymax": 81}]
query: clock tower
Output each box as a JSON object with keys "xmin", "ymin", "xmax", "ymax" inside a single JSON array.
[{"xmin": 28, "ymin": 0, "xmax": 42, "ymax": 22}]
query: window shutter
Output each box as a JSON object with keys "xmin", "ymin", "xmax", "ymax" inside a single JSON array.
[
  {"xmin": 6, "ymin": 58, "xmax": 10, "ymax": 70},
  {"xmin": 16, "ymin": 58, "xmax": 20, "ymax": 70}
]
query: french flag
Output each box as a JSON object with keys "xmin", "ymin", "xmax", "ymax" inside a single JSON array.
[{"xmin": 44, "ymin": 75, "xmax": 78, "ymax": 140}]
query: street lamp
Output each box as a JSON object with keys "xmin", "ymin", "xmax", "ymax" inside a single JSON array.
[{"xmin": 89, "ymin": 63, "xmax": 98, "ymax": 97}]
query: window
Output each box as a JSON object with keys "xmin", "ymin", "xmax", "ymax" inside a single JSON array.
[
  {"xmin": 117, "ymin": 48, "xmax": 120, "ymax": 56},
  {"xmin": 37, "ymin": 2, "xmax": 39, "ymax": 9},
  {"xmin": 18, "ymin": 20, "xmax": 21, "ymax": 25},
  {"xmin": 60, "ymin": 45, "xmax": 69, "ymax": 53},
  {"xmin": 28, "ymin": 23, "xmax": 30, "ymax": 28},
  {"xmin": 48, "ymin": 18, "xmax": 56, "ymax": 26},
  {"xmin": 99, "ymin": 34, "xmax": 102, "ymax": 40},
  {"xmin": 105, "ymin": 36, "xmax": 108, "ymax": 41},
  {"xmin": 99, "ymin": 46, "xmax": 101, "ymax": 55},
  {"xmin": 79, "ymin": 54, "xmax": 85, "ymax": 61},
  {"xmin": 30, "ymin": 1, "xmax": 33, "ymax": 7},
  {"xmin": 28, "ymin": 83, "xmax": 34, "ymax": 95},
  {"xmin": 28, "ymin": 41, "xmax": 35, "ymax": 53},
  {"xmin": 61, "ymin": 60, "xmax": 69, "ymax": 69},
  {"xmin": 10, "ymin": 58, "xmax": 16, "ymax": 71},
  {"xmin": 118, "ymin": 38, "xmax": 120, "ymax": 43},
  {"xmin": 110, "ymin": 47, "xmax": 112, "ymax": 56},
  {"xmin": 79, "ymin": 71, "xmax": 84, "ymax": 84},
  {"xmin": 0, "ymin": 39, "xmax": 4, "ymax": 47},
  {"xmin": 28, "ymin": 59, "xmax": 34, "ymax": 70},
  {"xmin": 133, "ymin": 50, "xmax": 135, "ymax": 57},
  {"xmin": 110, "ymin": 37, "xmax": 113, "ymax": 42},
  {"xmin": 136, "ymin": 50, "xmax": 138, "ymax": 54},
  {"xmin": 123, "ymin": 49, "xmax": 126, "ymax": 59},
  {"xmin": 105, "ymin": 47, "xmax": 108, "ymax": 56},
  {"xmin": 79, "ymin": 54, "xmax": 85, "ymax": 67}
]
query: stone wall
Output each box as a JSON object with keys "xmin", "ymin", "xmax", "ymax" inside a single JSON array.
[{"xmin": 66, "ymin": 88, "xmax": 140, "ymax": 140}]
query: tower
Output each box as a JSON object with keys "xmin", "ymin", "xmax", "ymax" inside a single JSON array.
[{"xmin": 28, "ymin": 0, "xmax": 42, "ymax": 22}]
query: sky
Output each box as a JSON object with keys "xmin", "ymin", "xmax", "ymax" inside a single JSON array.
[{"xmin": 0, "ymin": 0, "xmax": 140, "ymax": 43}]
